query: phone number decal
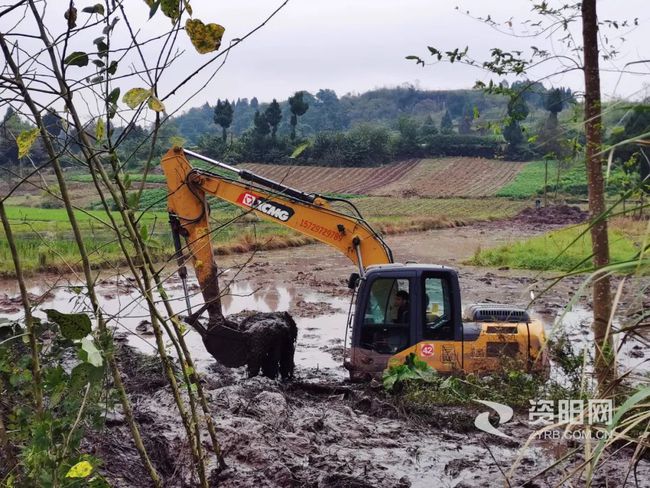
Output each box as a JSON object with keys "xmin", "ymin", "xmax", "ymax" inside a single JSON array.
[{"xmin": 299, "ymin": 219, "xmax": 343, "ymax": 241}]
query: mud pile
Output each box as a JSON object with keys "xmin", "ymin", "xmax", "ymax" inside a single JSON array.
[
  {"xmin": 513, "ymin": 205, "xmax": 589, "ymax": 225},
  {"xmin": 201, "ymin": 311, "xmax": 297, "ymax": 380}
]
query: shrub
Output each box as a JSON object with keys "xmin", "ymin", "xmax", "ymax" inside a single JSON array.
[{"xmin": 424, "ymin": 134, "xmax": 504, "ymax": 158}]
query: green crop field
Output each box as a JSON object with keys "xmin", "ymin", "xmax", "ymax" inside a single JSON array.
[
  {"xmin": 1, "ymin": 193, "xmax": 533, "ymax": 275},
  {"xmin": 468, "ymin": 221, "xmax": 640, "ymax": 271},
  {"xmin": 496, "ymin": 160, "xmax": 626, "ymax": 199}
]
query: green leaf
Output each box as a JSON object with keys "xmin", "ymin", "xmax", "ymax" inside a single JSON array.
[
  {"xmin": 144, "ymin": 236, "xmax": 163, "ymax": 250},
  {"xmin": 122, "ymin": 87, "xmax": 151, "ymax": 109},
  {"xmin": 146, "ymin": 0, "xmax": 161, "ymax": 19},
  {"xmin": 80, "ymin": 337, "xmax": 103, "ymax": 367},
  {"xmin": 69, "ymin": 286, "xmax": 84, "ymax": 295},
  {"xmin": 161, "ymin": 0, "xmax": 180, "ymax": 21},
  {"xmin": 290, "ymin": 142, "xmax": 309, "ymax": 159},
  {"xmin": 185, "ymin": 19, "xmax": 225, "ymax": 54},
  {"xmin": 107, "ymin": 60, "xmax": 118, "ymax": 75},
  {"xmin": 66, "ymin": 460, "xmax": 93, "ymax": 479},
  {"xmin": 107, "ymin": 87, "xmax": 120, "ymax": 105},
  {"xmin": 16, "ymin": 128, "xmax": 40, "ymax": 158},
  {"xmin": 183, "ymin": 0, "xmax": 192, "ymax": 16},
  {"xmin": 94, "ymin": 39, "xmax": 109, "ymax": 58},
  {"xmin": 147, "ymin": 95, "xmax": 165, "ymax": 112},
  {"xmin": 95, "ymin": 118, "xmax": 105, "ymax": 140},
  {"xmin": 127, "ymin": 191, "xmax": 140, "ymax": 209},
  {"xmin": 140, "ymin": 224, "xmax": 149, "ymax": 242},
  {"xmin": 70, "ymin": 363, "xmax": 103, "ymax": 391},
  {"xmin": 123, "ymin": 173, "xmax": 132, "ymax": 190},
  {"xmin": 45, "ymin": 309, "xmax": 92, "ymax": 340},
  {"xmin": 63, "ymin": 51, "xmax": 89, "ymax": 67},
  {"xmin": 383, "ymin": 373, "xmax": 398, "ymax": 391},
  {"xmin": 82, "ymin": 4, "xmax": 105, "ymax": 15},
  {"xmin": 92, "ymin": 60, "xmax": 105, "ymax": 68}
]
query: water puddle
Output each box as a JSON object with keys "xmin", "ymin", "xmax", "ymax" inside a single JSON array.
[
  {"xmin": 0, "ymin": 272, "xmax": 350, "ymax": 378},
  {"xmin": 538, "ymin": 306, "xmax": 650, "ymax": 383},
  {"xmin": 4, "ymin": 275, "xmax": 647, "ymax": 384}
]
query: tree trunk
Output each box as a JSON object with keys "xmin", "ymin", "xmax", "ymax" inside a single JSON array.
[
  {"xmin": 544, "ymin": 159, "xmax": 549, "ymax": 207},
  {"xmin": 290, "ymin": 114, "xmax": 297, "ymax": 141},
  {"xmin": 554, "ymin": 161, "xmax": 561, "ymax": 203},
  {"xmin": 582, "ymin": 0, "xmax": 615, "ymax": 394}
]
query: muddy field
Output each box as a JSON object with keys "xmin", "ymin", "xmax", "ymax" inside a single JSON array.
[{"xmin": 1, "ymin": 216, "xmax": 648, "ymax": 487}]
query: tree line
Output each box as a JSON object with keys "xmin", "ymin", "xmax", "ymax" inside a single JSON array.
[{"xmin": 2, "ymin": 85, "xmax": 649, "ymax": 175}]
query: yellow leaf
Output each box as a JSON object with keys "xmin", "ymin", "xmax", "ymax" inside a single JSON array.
[
  {"xmin": 169, "ymin": 135, "xmax": 186, "ymax": 147},
  {"xmin": 185, "ymin": 19, "xmax": 225, "ymax": 54},
  {"xmin": 16, "ymin": 128, "xmax": 40, "ymax": 159},
  {"xmin": 66, "ymin": 460, "xmax": 93, "ymax": 478},
  {"xmin": 147, "ymin": 96, "xmax": 165, "ymax": 112},
  {"xmin": 95, "ymin": 118, "xmax": 105, "ymax": 140},
  {"xmin": 122, "ymin": 87, "xmax": 151, "ymax": 109},
  {"xmin": 290, "ymin": 142, "xmax": 310, "ymax": 159}
]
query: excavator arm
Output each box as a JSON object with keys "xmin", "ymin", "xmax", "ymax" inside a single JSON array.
[{"xmin": 161, "ymin": 147, "xmax": 393, "ymax": 321}]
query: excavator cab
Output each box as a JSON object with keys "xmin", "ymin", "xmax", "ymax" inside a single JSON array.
[
  {"xmin": 346, "ymin": 264, "xmax": 463, "ymax": 380},
  {"xmin": 345, "ymin": 264, "xmax": 549, "ymax": 381}
]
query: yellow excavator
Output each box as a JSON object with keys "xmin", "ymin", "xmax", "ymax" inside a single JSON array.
[{"xmin": 161, "ymin": 147, "xmax": 549, "ymax": 380}]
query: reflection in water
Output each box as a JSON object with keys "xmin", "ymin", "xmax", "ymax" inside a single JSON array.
[{"xmin": 1, "ymin": 277, "xmax": 348, "ymax": 376}]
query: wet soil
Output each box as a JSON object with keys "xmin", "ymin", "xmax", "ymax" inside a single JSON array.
[
  {"xmin": 2, "ymin": 216, "xmax": 649, "ymax": 487},
  {"xmin": 88, "ymin": 343, "xmax": 649, "ymax": 488}
]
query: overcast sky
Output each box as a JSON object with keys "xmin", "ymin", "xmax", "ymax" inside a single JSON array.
[
  {"xmin": 174, "ymin": 0, "xmax": 650, "ymax": 107},
  {"xmin": 3, "ymin": 0, "xmax": 650, "ymax": 119}
]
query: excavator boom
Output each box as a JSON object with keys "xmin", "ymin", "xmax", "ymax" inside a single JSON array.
[{"xmin": 161, "ymin": 147, "xmax": 392, "ymax": 320}]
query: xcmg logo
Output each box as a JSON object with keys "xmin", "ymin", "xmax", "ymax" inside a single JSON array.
[{"xmin": 237, "ymin": 192, "xmax": 295, "ymax": 222}]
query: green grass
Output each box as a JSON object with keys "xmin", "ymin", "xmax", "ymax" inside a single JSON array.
[
  {"xmin": 468, "ymin": 223, "xmax": 640, "ymax": 271},
  {"xmin": 497, "ymin": 160, "xmax": 626, "ymax": 199},
  {"xmin": 4, "ymin": 205, "xmax": 170, "ymax": 233},
  {"xmin": 69, "ymin": 173, "xmax": 167, "ymax": 184}
]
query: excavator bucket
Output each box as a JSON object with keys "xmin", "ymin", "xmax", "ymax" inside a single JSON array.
[
  {"xmin": 187, "ymin": 313, "xmax": 297, "ymax": 379},
  {"xmin": 200, "ymin": 321, "xmax": 250, "ymax": 369}
]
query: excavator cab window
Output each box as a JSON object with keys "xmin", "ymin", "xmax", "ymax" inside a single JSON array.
[
  {"xmin": 422, "ymin": 276, "xmax": 454, "ymax": 340},
  {"xmin": 360, "ymin": 278, "xmax": 411, "ymax": 354}
]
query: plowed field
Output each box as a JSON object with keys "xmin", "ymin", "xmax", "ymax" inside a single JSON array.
[
  {"xmin": 240, "ymin": 159, "xmax": 420, "ymax": 195},
  {"xmin": 368, "ymin": 158, "xmax": 526, "ymax": 197},
  {"xmin": 240, "ymin": 158, "xmax": 526, "ymax": 197}
]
